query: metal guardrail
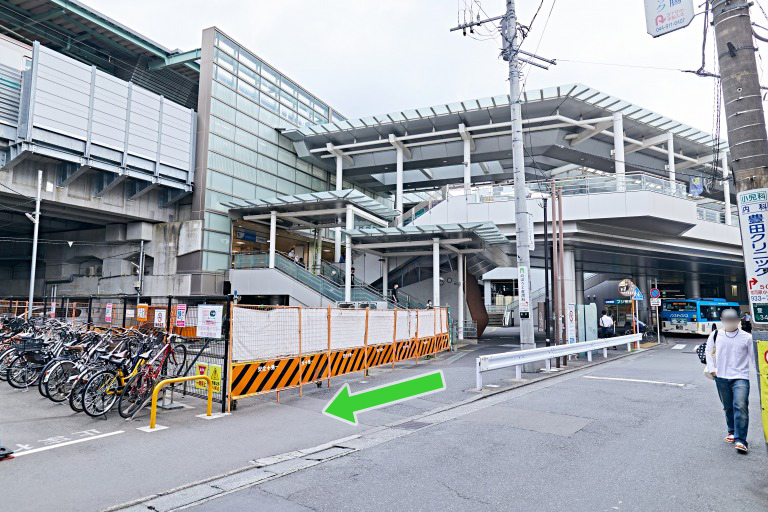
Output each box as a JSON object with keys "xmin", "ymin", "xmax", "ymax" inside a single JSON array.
[{"xmin": 475, "ymin": 333, "xmax": 643, "ymax": 390}]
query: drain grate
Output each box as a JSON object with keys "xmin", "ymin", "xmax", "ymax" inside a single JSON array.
[{"xmin": 395, "ymin": 420, "xmax": 430, "ymax": 431}]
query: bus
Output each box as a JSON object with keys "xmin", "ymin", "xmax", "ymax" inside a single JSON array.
[{"xmin": 661, "ymin": 298, "xmax": 741, "ymax": 335}]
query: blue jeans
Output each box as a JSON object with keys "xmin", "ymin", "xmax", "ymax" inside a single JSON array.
[{"xmin": 714, "ymin": 377, "xmax": 750, "ymax": 448}]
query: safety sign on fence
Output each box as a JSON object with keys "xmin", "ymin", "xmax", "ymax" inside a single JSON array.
[
  {"xmin": 196, "ymin": 362, "xmax": 209, "ymax": 390},
  {"xmin": 105, "ymin": 303, "xmax": 113, "ymax": 323},
  {"xmin": 137, "ymin": 303, "xmax": 148, "ymax": 322},
  {"xmin": 198, "ymin": 305, "xmax": 223, "ymax": 338}
]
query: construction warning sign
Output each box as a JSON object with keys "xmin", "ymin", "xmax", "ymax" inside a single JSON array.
[
  {"xmin": 195, "ymin": 362, "xmax": 209, "ymax": 390},
  {"xmin": 208, "ymin": 364, "xmax": 222, "ymax": 393}
]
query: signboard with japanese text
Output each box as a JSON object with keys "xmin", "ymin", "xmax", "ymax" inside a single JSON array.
[
  {"xmin": 175, "ymin": 304, "xmax": 187, "ymax": 328},
  {"xmin": 644, "ymin": 0, "xmax": 695, "ymax": 38},
  {"xmin": 197, "ymin": 304, "xmax": 224, "ymax": 338},
  {"xmin": 105, "ymin": 303, "xmax": 113, "ymax": 324},
  {"xmin": 154, "ymin": 309, "xmax": 166, "ymax": 328},
  {"xmin": 737, "ymin": 189, "xmax": 768, "ymax": 322},
  {"xmin": 619, "ymin": 279, "xmax": 635, "ymax": 297},
  {"xmin": 195, "ymin": 362, "xmax": 209, "ymax": 390},
  {"xmin": 528, "ymin": 213, "xmax": 535, "ymax": 251},
  {"xmin": 518, "ymin": 266, "xmax": 530, "ymax": 319},
  {"xmin": 137, "ymin": 304, "xmax": 148, "ymax": 322},
  {"xmin": 651, "ymin": 297, "xmax": 662, "ymax": 307}
]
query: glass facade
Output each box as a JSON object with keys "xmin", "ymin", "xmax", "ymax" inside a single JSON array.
[{"xmin": 201, "ymin": 29, "xmax": 379, "ymax": 272}]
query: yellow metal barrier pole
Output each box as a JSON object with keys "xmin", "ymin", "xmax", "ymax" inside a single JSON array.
[{"xmin": 149, "ymin": 375, "xmax": 213, "ymax": 429}]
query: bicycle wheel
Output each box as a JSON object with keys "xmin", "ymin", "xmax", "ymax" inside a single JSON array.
[
  {"xmin": 6, "ymin": 354, "xmax": 42, "ymax": 388},
  {"xmin": 68, "ymin": 370, "xmax": 93, "ymax": 413},
  {"xmin": 166, "ymin": 344, "xmax": 187, "ymax": 377},
  {"xmin": 45, "ymin": 360, "xmax": 77, "ymax": 403},
  {"xmin": 645, "ymin": 331, "xmax": 658, "ymax": 343},
  {"xmin": 38, "ymin": 359, "xmax": 61, "ymax": 398},
  {"xmin": 118, "ymin": 372, "xmax": 154, "ymax": 419},
  {"xmin": 82, "ymin": 370, "xmax": 120, "ymax": 418},
  {"xmin": 0, "ymin": 347, "xmax": 15, "ymax": 382}
]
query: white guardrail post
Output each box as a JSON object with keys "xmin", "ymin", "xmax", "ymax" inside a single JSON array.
[{"xmin": 475, "ymin": 334, "xmax": 643, "ymax": 390}]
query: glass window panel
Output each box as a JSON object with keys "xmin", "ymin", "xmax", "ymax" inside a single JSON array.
[
  {"xmin": 258, "ymin": 122, "xmax": 278, "ymax": 143},
  {"xmin": 237, "ymin": 80, "xmax": 259, "ymax": 102},
  {"xmin": 205, "ymin": 212, "xmax": 231, "ymax": 232},
  {"xmin": 295, "ymin": 170, "xmax": 311, "ymax": 187},
  {"xmin": 209, "ymin": 134, "xmax": 236, "ymax": 158},
  {"xmin": 261, "ymin": 64, "xmax": 279, "ymax": 85},
  {"xmin": 212, "ymin": 81, "xmax": 237, "ymax": 106},
  {"xmin": 255, "ymin": 186, "xmax": 275, "ymax": 199},
  {"xmin": 294, "ymin": 158, "xmax": 310, "ymax": 173},
  {"xmin": 235, "ymin": 109, "xmax": 260, "ymax": 133},
  {"xmin": 297, "ymin": 101, "xmax": 313, "ymax": 120},
  {"xmin": 205, "ymin": 231, "xmax": 232, "ymax": 252},
  {"xmin": 211, "ymin": 98, "xmax": 237, "ymax": 123},
  {"xmin": 208, "ymin": 170, "xmax": 233, "ymax": 194},
  {"xmin": 258, "ymin": 170, "xmax": 277, "ymax": 189},
  {"xmin": 259, "ymin": 108, "xmax": 280, "ymax": 128},
  {"xmin": 281, "ymin": 79, "xmax": 298, "ymax": 97},
  {"xmin": 205, "ymin": 189, "xmax": 233, "ymax": 212},
  {"xmin": 313, "ymin": 112, "xmax": 327, "ymax": 124},
  {"xmin": 331, "ymin": 111, "xmax": 344, "ymax": 123},
  {"xmin": 238, "ymin": 64, "xmax": 259, "ymax": 87},
  {"xmin": 234, "ymin": 143, "xmax": 259, "ymax": 166},
  {"xmin": 311, "ymin": 166, "xmax": 326, "ymax": 179},
  {"xmin": 203, "ymin": 251, "xmax": 230, "ymax": 272},
  {"xmin": 280, "ymin": 105, "xmax": 298, "ymax": 126},
  {"xmin": 215, "ymin": 48, "xmax": 237, "ymax": 74},
  {"xmin": 311, "ymin": 176, "xmax": 326, "ymax": 191},
  {"xmin": 232, "ymin": 178, "xmax": 257, "ymax": 199},
  {"xmin": 259, "ymin": 155, "xmax": 278, "ymax": 174},
  {"xmin": 214, "ymin": 65, "xmax": 236, "ymax": 89},
  {"xmin": 235, "ymin": 127, "xmax": 259, "ymax": 148},
  {"xmin": 277, "ymin": 134, "xmax": 293, "ymax": 150},
  {"xmin": 277, "ymin": 163, "xmax": 295, "ymax": 181},
  {"xmin": 277, "ymin": 147, "xmax": 296, "ymax": 166},
  {"xmin": 295, "ymin": 185, "xmax": 311, "ymax": 195},
  {"xmin": 260, "ymin": 91, "xmax": 278, "ymax": 113},
  {"xmin": 297, "ymin": 89, "xmax": 312, "ymax": 106},
  {"xmin": 258, "ymin": 139, "xmax": 278, "ymax": 158},
  {"xmin": 280, "ymin": 90, "xmax": 298, "ymax": 109},
  {"xmin": 276, "ymin": 177, "xmax": 295, "ymax": 195},
  {"xmin": 215, "ymin": 33, "xmax": 237, "ymax": 57},
  {"xmin": 313, "ymin": 102, "xmax": 330, "ymax": 116},
  {"xmin": 211, "ymin": 116, "xmax": 236, "ymax": 140},
  {"xmin": 238, "ymin": 50, "xmax": 260, "ymax": 73}
]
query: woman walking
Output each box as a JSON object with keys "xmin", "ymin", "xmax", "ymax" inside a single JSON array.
[{"xmin": 705, "ymin": 309, "xmax": 755, "ymax": 454}]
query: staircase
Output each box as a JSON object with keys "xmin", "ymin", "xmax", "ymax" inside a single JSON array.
[
  {"xmin": 319, "ymin": 261, "xmax": 426, "ymax": 309},
  {"xmin": 233, "ymin": 252, "xmax": 397, "ymax": 306}
]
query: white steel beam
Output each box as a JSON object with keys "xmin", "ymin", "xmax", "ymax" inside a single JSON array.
[
  {"xmin": 565, "ymin": 120, "xmax": 614, "ymax": 146},
  {"xmin": 624, "ymin": 133, "xmax": 670, "ymax": 155}
]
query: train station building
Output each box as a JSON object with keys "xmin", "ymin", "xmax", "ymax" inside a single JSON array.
[{"xmin": 0, "ymin": 0, "xmax": 746, "ymax": 337}]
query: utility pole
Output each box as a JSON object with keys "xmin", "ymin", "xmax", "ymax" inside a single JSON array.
[
  {"xmin": 27, "ymin": 170, "xmax": 42, "ymax": 319},
  {"xmin": 712, "ymin": 1, "xmax": 768, "ymax": 329},
  {"xmin": 451, "ymin": 1, "xmax": 554, "ymax": 352},
  {"xmin": 543, "ymin": 196, "xmax": 550, "ymax": 346}
]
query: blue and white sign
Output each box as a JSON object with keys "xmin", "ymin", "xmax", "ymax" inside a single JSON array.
[
  {"xmin": 737, "ymin": 188, "xmax": 768, "ymax": 320},
  {"xmin": 644, "ymin": 0, "xmax": 695, "ymax": 38},
  {"xmin": 650, "ymin": 288, "xmax": 661, "ymax": 299},
  {"xmin": 633, "ymin": 289, "xmax": 644, "ymax": 301}
]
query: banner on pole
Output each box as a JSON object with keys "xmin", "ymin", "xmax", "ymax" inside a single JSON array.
[
  {"xmin": 518, "ymin": 266, "xmax": 530, "ymax": 319},
  {"xmin": 737, "ymin": 189, "xmax": 768, "ymax": 322}
]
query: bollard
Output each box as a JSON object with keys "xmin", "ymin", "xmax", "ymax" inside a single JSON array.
[{"xmin": 149, "ymin": 375, "xmax": 212, "ymax": 430}]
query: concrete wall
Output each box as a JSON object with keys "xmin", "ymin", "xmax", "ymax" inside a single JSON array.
[{"xmin": 229, "ymin": 268, "xmax": 334, "ymax": 307}]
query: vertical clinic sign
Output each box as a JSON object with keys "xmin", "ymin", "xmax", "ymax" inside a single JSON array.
[
  {"xmin": 518, "ymin": 266, "xmax": 530, "ymax": 319},
  {"xmin": 175, "ymin": 304, "xmax": 187, "ymax": 327},
  {"xmin": 737, "ymin": 189, "xmax": 768, "ymax": 323},
  {"xmin": 566, "ymin": 304, "xmax": 577, "ymax": 343},
  {"xmin": 644, "ymin": 0, "xmax": 695, "ymax": 37}
]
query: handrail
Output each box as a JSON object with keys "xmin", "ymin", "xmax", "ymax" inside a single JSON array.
[
  {"xmin": 148, "ymin": 375, "xmax": 212, "ymax": 429},
  {"xmin": 475, "ymin": 333, "xmax": 643, "ymax": 390}
]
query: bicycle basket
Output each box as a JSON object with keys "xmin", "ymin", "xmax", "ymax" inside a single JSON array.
[{"xmin": 21, "ymin": 338, "xmax": 45, "ymax": 352}]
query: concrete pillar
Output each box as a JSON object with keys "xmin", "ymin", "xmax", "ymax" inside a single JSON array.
[
  {"xmin": 334, "ymin": 156, "xmax": 343, "ymax": 262},
  {"xmin": 396, "ymin": 147, "xmax": 404, "ymax": 225},
  {"xmin": 463, "ymin": 137, "xmax": 471, "ymax": 194},
  {"xmin": 268, "ymin": 210, "xmax": 277, "ymax": 269},
  {"xmin": 484, "ymin": 279, "xmax": 492, "ymax": 306},
  {"xmin": 432, "ymin": 238, "xmax": 440, "ymax": 307},
  {"xmin": 667, "ymin": 132, "xmax": 676, "ymax": 194},
  {"xmin": 382, "ymin": 257, "xmax": 388, "ymax": 303},
  {"xmin": 345, "ymin": 206, "xmax": 353, "ymax": 302},
  {"xmin": 575, "ymin": 259, "xmax": 585, "ymax": 305},
  {"xmin": 458, "ymin": 254, "xmax": 465, "ymax": 340},
  {"xmin": 686, "ymin": 275, "xmax": 701, "ymax": 299},
  {"xmin": 637, "ymin": 272, "xmax": 649, "ymax": 323},
  {"xmin": 613, "ymin": 112, "xmax": 625, "ymax": 191},
  {"xmin": 722, "ymin": 152, "xmax": 732, "ymax": 225}
]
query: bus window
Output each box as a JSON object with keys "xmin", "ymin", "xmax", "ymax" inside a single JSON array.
[
  {"xmin": 699, "ymin": 305, "xmax": 736, "ymax": 321},
  {"xmin": 662, "ymin": 302, "xmax": 696, "ymax": 312}
]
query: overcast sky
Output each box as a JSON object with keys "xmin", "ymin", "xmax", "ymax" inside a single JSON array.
[{"xmin": 83, "ymin": 0, "xmax": 730, "ymax": 134}]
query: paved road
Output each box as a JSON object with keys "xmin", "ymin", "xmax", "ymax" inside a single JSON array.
[{"xmin": 186, "ymin": 336, "xmax": 767, "ymax": 512}]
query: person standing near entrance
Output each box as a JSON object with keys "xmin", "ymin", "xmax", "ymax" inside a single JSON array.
[
  {"xmin": 742, "ymin": 311, "xmax": 752, "ymax": 333},
  {"xmin": 599, "ymin": 310, "xmax": 614, "ymax": 338},
  {"xmin": 391, "ymin": 283, "xmax": 399, "ymax": 304},
  {"xmin": 705, "ymin": 309, "xmax": 755, "ymax": 454}
]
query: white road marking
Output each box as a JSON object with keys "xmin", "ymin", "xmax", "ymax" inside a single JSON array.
[
  {"xmin": 671, "ymin": 344, "xmax": 686, "ymax": 350},
  {"xmin": 583, "ymin": 376, "xmax": 686, "ymax": 387},
  {"xmin": 13, "ymin": 430, "xmax": 124, "ymax": 457},
  {"xmin": 499, "ymin": 344, "xmax": 516, "ymax": 347},
  {"xmin": 485, "ymin": 384, "xmax": 500, "ymax": 388},
  {"xmin": 443, "ymin": 352, "xmax": 469, "ymax": 364}
]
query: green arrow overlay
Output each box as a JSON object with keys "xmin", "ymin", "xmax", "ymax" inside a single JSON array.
[{"xmin": 323, "ymin": 371, "xmax": 446, "ymax": 425}]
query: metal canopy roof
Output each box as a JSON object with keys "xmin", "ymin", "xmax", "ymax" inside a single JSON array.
[
  {"xmin": 227, "ymin": 189, "xmax": 399, "ymax": 222},
  {"xmin": 285, "ymin": 83, "xmax": 722, "ymax": 151},
  {"xmin": 342, "ymin": 222, "xmax": 509, "ymax": 247}
]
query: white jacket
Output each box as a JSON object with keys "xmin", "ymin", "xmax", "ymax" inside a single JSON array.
[{"xmin": 705, "ymin": 328, "xmax": 754, "ymax": 380}]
